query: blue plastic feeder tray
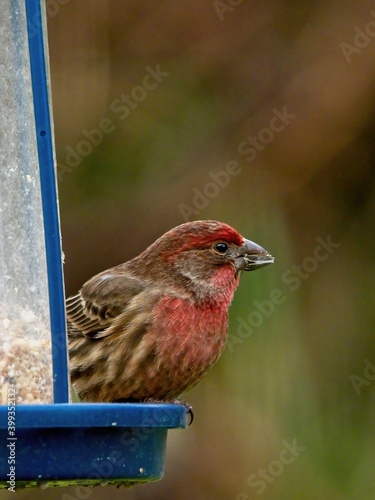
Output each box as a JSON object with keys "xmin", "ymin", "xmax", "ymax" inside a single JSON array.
[{"xmin": 0, "ymin": 403, "xmax": 187, "ymax": 488}]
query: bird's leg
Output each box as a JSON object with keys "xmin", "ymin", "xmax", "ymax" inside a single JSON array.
[{"xmin": 144, "ymin": 398, "xmax": 194, "ymax": 425}]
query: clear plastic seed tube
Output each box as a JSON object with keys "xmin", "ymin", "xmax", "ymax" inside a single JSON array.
[{"xmin": 0, "ymin": 0, "xmax": 53, "ymax": 404}]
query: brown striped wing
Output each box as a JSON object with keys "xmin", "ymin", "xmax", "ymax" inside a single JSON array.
[{"xmin": 66, "ymin": 271, "xmax": 146, "ymax": 339}]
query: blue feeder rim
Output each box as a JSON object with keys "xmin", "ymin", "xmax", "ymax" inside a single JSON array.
[{"xmin": 0, "ymin": 0, "xmax": 188, "ymax": 490}]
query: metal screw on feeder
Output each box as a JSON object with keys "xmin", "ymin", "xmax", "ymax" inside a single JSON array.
[{"xmin": 0, "ymin": 0, "xmax": 187, "ymax": 490}]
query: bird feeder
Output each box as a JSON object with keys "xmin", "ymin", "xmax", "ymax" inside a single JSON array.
[{"xmin": 0, "ymin": 0, "xmax": 187, "ymax": 490}]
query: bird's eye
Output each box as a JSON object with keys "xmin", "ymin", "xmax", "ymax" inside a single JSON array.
[{"xmin": 214, "ymin": 242, "xmax": 229, "ymax": 254}]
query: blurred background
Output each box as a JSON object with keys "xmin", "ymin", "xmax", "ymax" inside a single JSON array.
[{"xmin": 4, "ymin": 0, "xmax": 375, "ymax": 499}]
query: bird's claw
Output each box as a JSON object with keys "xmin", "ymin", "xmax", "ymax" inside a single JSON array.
[
  {"xmin": 144, "ymin": 398, "xmax": 194, "ymax": 426},
  {"xmin": 172, "ymin": 399, "xmax": 194, "ymax": 426}
]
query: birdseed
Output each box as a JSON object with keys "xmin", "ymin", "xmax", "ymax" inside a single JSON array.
[{"xmin": 0, "ymin": 305, "xmax": 53, "ymax": 404}]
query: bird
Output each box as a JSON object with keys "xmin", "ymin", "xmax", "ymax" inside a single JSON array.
[{"xmin": 66, "ymin": 220, "xmax": 274, "ymax": 413}]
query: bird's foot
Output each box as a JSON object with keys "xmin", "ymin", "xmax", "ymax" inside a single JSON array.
[
  {"xmin": 144, "ymin": 398, "xmax": 194, "ymax": 426},
  {"xmin": 172, "ymin": 399, "xmax": 194, "ymax": 425}
]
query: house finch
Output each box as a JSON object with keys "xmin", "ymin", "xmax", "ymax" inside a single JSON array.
[{"xmin": 67, "ymin": 220, "xmax": 274, "ymax": 408}]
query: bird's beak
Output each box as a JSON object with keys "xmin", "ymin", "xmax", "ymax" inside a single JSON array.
[{"xmin": 236, "ymin": 238, "xmax": 274, "ymax": 271}]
